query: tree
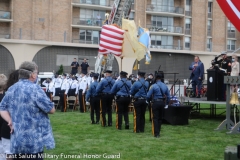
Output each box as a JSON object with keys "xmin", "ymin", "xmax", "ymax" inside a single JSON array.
[{"xmin": 57, "ymin": 65, "xmax": 64, "ymax": 75}]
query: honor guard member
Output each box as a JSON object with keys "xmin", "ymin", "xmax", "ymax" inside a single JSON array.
[
  {"xmin": 42, "ymin": 78, "xmax": 55, "ymax": 100},
  {"xmin": 86, "ymin": 73, "xmax": 100, "ymax": 124},
  {"xmin": 67, "ymin": 76, "xmax": 78, "ymax": 109},
  {"xmin": 53, "ymin": 74, "xmax": 62, "ymax": 97},
  {"xmin": 80, "ymin": 58, "xmax": 89, "ymax": 75},
  {"xmin": 59, "ymin": 74, "xmax": 69, "ymax": 112},
  {"xmin": 213, "ymin": 51, "xmax": 232, "ymax": 100},
  {"xmin": 130, "ymin": 71, "xmax": 149, "ymax": 133},
  {"xmin": 147, "ymin": 73, "xmax": 170, "ymax": 138},
  {"xmin": 111, "ymin": 71, "xmax": 131, "ymax": 130},
  {"xmin": 96, "ymin": 70, "xmax": 115, "ymax": 127},
  {"xmin": 146, "ymin": 73, "xmax": 154, "ymax": 121},
  {"xmin": 71, "ymin": 58, "xmax": 79, "ymax": 75},
  {"xmin": 77, "ymin": 73, "xmax": 88, "ymax": 112}
]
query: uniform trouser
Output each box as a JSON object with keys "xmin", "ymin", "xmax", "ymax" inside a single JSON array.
[
  {"xmin": 90, "ymin": 97, "xmax": 100, "ymax": 123},
  {"xmin": 148, "ymin": 102, "xmax": 152, "ymax": 121},
  {"xmin": 192, "ymin": 79, "xmax": 202, "ymax": 96},
  {"xmin": 100, "ymin": 94, "xmax": 113, "ymax": 126},
  {"xmin": 59, "ymin": 90, "xmax": 66, "ymax": 112},
  {"xmin": 152, "ymin": 101, "xmax": 165, "ymax": 137},
  {"xmin": 78, "ymin": 89, "xmax": 86, "ymax": 112},
  {"xmin": 116, "ymin": 97, "xmax": 131, "ymax": 129},
  {"xmin": 133, "ymin": 99, "xmax": 147, "ymax": 133},
  {"xmin": 55, "ymin": 88, "xmax": 61, "ymax": 96},
  {"xmin": 68, "ymin": 89, "xmax": 76, "ymax": 109}
]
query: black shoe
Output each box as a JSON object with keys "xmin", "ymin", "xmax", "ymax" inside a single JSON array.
[
  {"xmin": 96, "ymin": 121, "xmax": 99, "ymax": 124},
  {"xmin": 125, "ymin": 125, "xmax": 129, "ymax": 129},
  {"xmin": 136, "ymin": 130, "xmax": 140, "ymax": 133},
  {"xmin": 154, "ymin": 135, "xmax": 160, "ymax": 138},
  {"xmin": 196, "ymin": 95, "xmax": 201, "ymax": 98},
  {"xmin": 118, "ymin": 127, "xmax": 122, "ymax": 130},
  {"xmin": 108, "ymin": 123, "xmax": 112, "ymax": 126},
  {"xmin": 91, "ymin": 121, "xmax": 95, "ymax": 124}
]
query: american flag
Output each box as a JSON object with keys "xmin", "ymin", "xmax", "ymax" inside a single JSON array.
[{"xmin": 99, "ymin": 25, "xmax": 125, "ymax": 56}]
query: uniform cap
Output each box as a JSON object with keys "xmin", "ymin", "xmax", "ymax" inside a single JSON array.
[
  {"xmin": 148, "ymin": 73, "xmax": 153, "ymax": 76},
  {"xmin": 120, "ymin": 71, "xmax": 128, "ymax": 76},
  {"xmin": 221, "ymin": 51, "xmax": 227, "ymax": 55},
  {"xmin": 156, "ymin": 73, "xmax": 164, "ymax": 79},
  {"xmin": 63, "ymin": 73, "xmax": 67, "ymax": 77},
  {"xmin": 138, "ymin": 71, "xmax": 146, "ymax": 76},
  {"xmin": 93, "ymin": 73, "xmax": 99, "ymax": 78},
  {"xmin": 104, "ymin": 70, "xmax": 112, "ymax": 73}
]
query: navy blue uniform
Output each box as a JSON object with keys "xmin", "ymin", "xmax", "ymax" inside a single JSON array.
[
  {"xmin": 147, "ymin": 80, "xmax": 170, "ymax": 137},
  {"xmin": 86, "ymin": 80, "xmax": 100, "ymax": 124},
  {"xmin": 130, "ymin": 78, "xmax": 149, "ymax": 133},
  {"xmin": 96, "ymin": 76, "xmax": 115, "ymax": 127},
  {"xmin": 71, "ymin": 61, "xmax": 79, "ymax": 75},
  {"xmin": 80, "ymin": 62, "xmax": 89, "ymax": 74},
  {"xmin": 111, "ymin": 78, "xmax": 132, "ymax": 130}
]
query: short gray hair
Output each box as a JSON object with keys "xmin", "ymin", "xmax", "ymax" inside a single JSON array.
[
  {"xmin": 0, "ymin": 74, "xmax": 7, "ymax": 91},
  {"xmin": 19, "ymin": 61, "xmax": 38, "ymax": 79}
]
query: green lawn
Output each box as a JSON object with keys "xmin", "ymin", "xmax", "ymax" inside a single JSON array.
[{"xmin": 45, "ymin": 108, "xmax": 240, "ymax": 160}]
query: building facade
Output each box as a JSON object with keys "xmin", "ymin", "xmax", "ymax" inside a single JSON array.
[{"xmin": 0, "ymin": 0, "xmax": 239, "ymax": 80}]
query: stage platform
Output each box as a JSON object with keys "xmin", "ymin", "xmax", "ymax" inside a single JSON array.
[{"xmin": 183, "ymin": 97, "xmax": 226, "ymax": 118}]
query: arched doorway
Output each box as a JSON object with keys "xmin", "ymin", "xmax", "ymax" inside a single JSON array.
[
  {"xmin": 33, "ymin": 46, "xmax": 119, "ymax": 75},
  {"xmin": 0, "ymin": 45, "xmax": 15, "ymax": 76}
]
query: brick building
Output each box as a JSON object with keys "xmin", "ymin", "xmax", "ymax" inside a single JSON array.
[{"xmin": 0, "ymin": 0, "xmax": 239, "ymax": 80}]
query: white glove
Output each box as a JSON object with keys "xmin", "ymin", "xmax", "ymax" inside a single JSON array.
[
  {"xmin": 146, "ymin": 101, "xmax": 149, "ymax": 104},
  {"xmin": 165, "ymin": 105, "xmax": 168, "ymax": 109},
  {"xmin": 86, "ymin": 101, "xmax": 90, "ymax": 105}
]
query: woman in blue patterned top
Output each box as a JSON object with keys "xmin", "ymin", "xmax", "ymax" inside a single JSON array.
[{"xmin": 0, "ymin": 61, "xmax": 55, "ymax": 160}]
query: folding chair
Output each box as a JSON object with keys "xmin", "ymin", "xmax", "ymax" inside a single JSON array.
[
  {"xmin": 67, "ymin": 96, "xmax": 77, "ymax": 112},
  {"xmin": 52, "ymin": 96, "xmax": 60, "ymax": 110}
]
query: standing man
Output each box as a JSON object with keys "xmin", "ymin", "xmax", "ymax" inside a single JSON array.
[
  {"xmin": 96, "ymin": 70, "xmax": 115, "ymax": 127},
  {"xmin": 213, "ymin": 51, "xmax": 231, "ymax": 100},
  {"xmin": 189, "ymin": 56, "xmax": 204, "ymax": 98},
  {"xmin": 59, "ymin": 74, "xmax": 69, "ymax": 112},
  {"xmin": 147, "ymin": 73, "xmax": 170, "ymax": 138},
  {"xmin": 42, "ymin": 78, "xmax": 55, "ymax": 100},
  {"xmin": 86, "ymin": 73, "xmax": 100, "ymax": 124},
  {"xmin": 77, "ymin": 73, "xmax": 88, "ymax": 113},
  {"xmin": 53, "ymin": 74, "xmax": 62, "ymax": 97},
  {"xmin": 111, "ymin": 71, "xmax": 131, "ymax": 130},
  {"xmin": 80, "ymin": 58, "xmax": 89, "ymax": 75},
  {"xmin": 0, "ymin": 61, "xmax": 55, "ymax": 159},
  {"xmin": 146, "ymin": 73, "xmax": 154, "ymax": 121},
  {"xmin": 71, "ymin": 58, "xmax": 79, "ymax": 75},
  {"xmin": 130, "ymin": 71, "xmax": 149, "ymax": 133}
]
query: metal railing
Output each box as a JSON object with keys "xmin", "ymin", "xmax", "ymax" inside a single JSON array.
[
  {"xmin": 208, "ymin": 12, "xmax": 212, "ymax": 18},
  {"xmin": 228, "ymin": 32, "xmax": 236, "ymax": 38},
  {"xmin": 185, "ymin": 10, "xmax": 191, "ymax": 16},
  {"xmin": 72, "ymin": 17, "xmax": 104, "ymax": 27},
  {"xmin": 147, "ymin": 25, "xmax": 183, "ymax": 34},
  {"xmin": 72, "ymin": 39, "xmax": 99, "ymax": 44},
  {"xmin": 185, "ymin": 28, "xmax": 191, "ymax": 35},
  {"xmin": 150, "ymin": 45, "xmax": 183, "ymax": 50},
  {"xmin": 72, "ymin": 0, "xmax": 114, "ymax": 7},
  {"xmin": 0, "ymin": 11, "xmax": 11, "ymax": 19},
  {"xmin": 146, "ymin": 5, "xmax": 184, "ymax": 14},
  {"xmin": 0, "ymin": 34, "xmax": 10, "ymax": 39}
]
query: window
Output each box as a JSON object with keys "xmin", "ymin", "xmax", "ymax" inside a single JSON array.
[
  {"xmin": 207, "ymin": 38, "xmax": 212, "ymax": 50},
  {"xmin": 151, "ymin": 0, "xmax": 174, "ymax": 6},
  {"xmin": 185, "ymin": 18, "xmax": 191, "ymax": 29},
  {"xmin": 185, "ymin": 37, "xmax": 191, "ymax": 49},
  {"xmin": 151, "ymin": 16, "xmax": 173, "ymax": 27},
  {"xmin": 129, "ymin": 12, "xmax": 134, "ymax": 20},
  {"xmin": 79, "ymin": 30, "xmax": 100, "ymax": 44},
  {"xmin": 80, "ymin": 8, "xmax": 106, "ymax": 25},
  {"xmin": 151, "ymin": 35, "xmax": 173, "ymax": 49},
  {"xmin": 208, "ymin": 2, "xmax": 212, "ymax": 13},
  {"xmin": 228, "ymin": 21, "xmax": 236, "ymax": 32},
  {"xmin": 186, "ymin": 0, "xmax": 192, "ymax": 11},
  {"xmin": 207, "ymin": 20, "xmax": 212, "ymax": 30},
  {"xmin": 227, "ymin": 40, "xmax": 236, "ymax": 51}
]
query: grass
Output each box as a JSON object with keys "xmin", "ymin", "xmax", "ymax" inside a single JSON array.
[{"xmin": 44, "ymin": 108, "xmax": 240, "ymax": 160}]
